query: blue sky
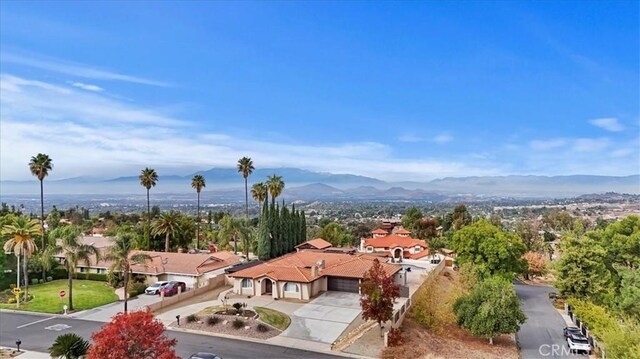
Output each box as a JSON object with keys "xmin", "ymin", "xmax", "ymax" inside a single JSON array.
[{"xmin": 1, "ymin": 1, "xmax": 638, "ymax": 182}]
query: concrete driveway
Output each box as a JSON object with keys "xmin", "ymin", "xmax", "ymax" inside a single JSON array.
[
  {"xmin": 281, "ymin": 291, "xmax": 361, "ymax": 344},
  {"xmin": 515, "ymin": 282, "xmax": 582, "ymax": 358}
]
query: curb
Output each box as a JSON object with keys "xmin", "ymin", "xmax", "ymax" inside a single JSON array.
[
  {"xmin": 0, "ymin": 309, "xmax": 56, "ymax": 317},
  {"xmin": 167, "ymin": 326, "xmax": 373, "ymax": 359}
]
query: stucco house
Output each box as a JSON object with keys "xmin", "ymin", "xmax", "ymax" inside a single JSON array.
[
  {"xmin": 228, "ymin": 250, "xmax": 402, "ymax": 301},
  {"xmin": 359, "ymin": 228, "xmax": 429, "ymax": 261}
]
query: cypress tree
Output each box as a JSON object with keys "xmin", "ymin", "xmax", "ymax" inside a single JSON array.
[
  {"xmin": 257, "ymin": 195, "xmax": 271, "ymax": 260},
  {"xmin": 300, "ymin": 210, "xmax": 307, "ymax": 242},
  {"xmin": 291, "ymin": 204, "xmax": 298, "ymax": 248},
  {"xmin": 270, "ymin": 202, "xmax": 279, "ymax": 258},
  {"xmin": 280, "ymin": 202, "xmax": 289, "ymax": 254}
]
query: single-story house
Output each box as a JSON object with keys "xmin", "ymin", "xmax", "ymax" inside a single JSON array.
[
  {"xmin": 55, "ymin": 244, "xmax": 241, "ymax": 288},
  {"xmin": 359, "ymin": 228, "xmax": 429, "ymax": 261},
  {"xmin": 295, "ymin": 238, "xmax": 332, "ymax": 251},
  {"xmin": 229, "ymin": 250, "xmax": 402, "ymax": 301}
]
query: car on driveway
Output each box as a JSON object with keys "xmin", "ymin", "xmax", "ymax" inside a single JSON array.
[
  {"xmin": 563, "ymin": 326, "xmax": 582, "ymax": 339},
  {"xmin": 160, "ymin": 281, "xmax": 186, "ymax": 296},
  {"xmin": 188, "ymin": 353, "xmax": 222, "ymax": 359},
  {"xmin": 145, "ymin": 281, "xmax": 169, "ymax": 295},
  {"xmin": 566, "ymin": 333, "xmax": 591, "ymax": 354}
]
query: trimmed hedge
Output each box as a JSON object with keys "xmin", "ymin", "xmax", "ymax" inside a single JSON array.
[{"xmin": 128, "ymin": 282, "xmax": 147, "ymax": 298}]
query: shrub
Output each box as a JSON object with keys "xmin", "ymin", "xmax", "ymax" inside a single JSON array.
[
  {"xmin": 226, "ymin": 307, "xmax": 237, "ymax": 315},
  {"xmin": 232, "ymin": 318, "xmax": 245, "ymax": 329},
  {"xmin": 186, "ymin": 314, "xmax": 198, "ymax": 323},
  {"xmin": 387, "ymin": 327, "xmax": 404, "ymax": 347},
  {"xmin": 232, "ymin": 302, "xmax": 243, "ymax": 311},
  {"xmin": 74, "ymin": 273, "xmax": 108, "ymax": 282},
  {"xmin": 46, "ymin": 276, "xmax": 53, "ymax": 282},
  {"xmin": 256, "ymin": 323, "xmax": 269, "ymax": 332},
  {"xmin": 31, "ymin": 278, "xmax": 39, "ymax": 285},
  {"xmin": 39, "ymin": 279, "xmax": 45, "ymax": 284},
  {"xmin": 207, "ymin": 316, "xmax": 220, "ymax": 326},
  {"xmin": 128, "ymin": 282, "xmax": 147, "ymax": 298},
  {"xmin": 8, "ymin": 298, "xmax": 16, "ymax": 304},
  {"xmin": 51, "ymin": 268, "xmax": 68, "ymax": 280}
]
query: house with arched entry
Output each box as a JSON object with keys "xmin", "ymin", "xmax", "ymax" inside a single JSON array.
[{"xmin": 359, "ymin": 228, "xmax": 429, "ymax": 261}]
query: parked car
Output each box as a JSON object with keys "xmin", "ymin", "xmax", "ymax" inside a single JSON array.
[
  {"xmin": 188, "ymin": 353, "xmax": 221, "ymax": 359},
  {"xmin": 563, "ymin": 326, "xmax": 582, "ymax": 339},
  {"xmin": 160, "ymin": 281, "xmax": 187, "ymax": 296},
  {"xmin": 566, "ymin": 333, "xmax": 592, "ymax": 355},
  {"xmin": 145, "ymin": 281, "xmax": 169, "ymax": 295}
]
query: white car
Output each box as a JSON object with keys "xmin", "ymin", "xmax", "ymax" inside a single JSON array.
[
  {"xmin": 567, "ymin": 333, "xmax": 592, "ymax": 354},
  {"xmin": 145, "ymin": 281, "xmax": 169, "ymax": 295}
]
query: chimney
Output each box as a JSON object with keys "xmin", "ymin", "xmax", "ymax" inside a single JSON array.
[
  {"xmin": 311, "ymin": 265, "xmax": 318, "ymax": 278},
  {"xmin": 316, "ymin": 259, "xmax": 325, "ymax": 271},
  {"xmin": 360, "ymin": 238, "xmax": 365, "ymax": 251}
]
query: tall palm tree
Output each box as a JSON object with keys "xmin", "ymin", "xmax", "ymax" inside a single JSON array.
[
  {"xmin": 218, "ymin": 215, "xmax": 250, "ymax": 256},
  {"xmin": 251, "ymin": 182, "xmax": 267, "ymax": 203},
  {"xmin": 152, "ymin": 211, "xmax": 181, "ymax": 252},
  {"xmin": 103, "ymin": 233, "xmax": 152, "ymax": 313},
  {"xmin": 191, "ymin": 175, "xmax": 206, "ymax": 250},
  {"xmin": 266, "ymin": 175, "xmax": 285, "ymax": 205},
  {"xmin": 50, "ymin": 225, "xmax": 100, "ymax": 311},
  {"xmin": 48, "ymin": 333, "xmax": 90, "ymax": 359},
  {"xmin": 236, "ymin": 157, "xmax": 254, "ymax": 219},
  {"xmin": 139, "ymin": 168, "xmax": 158, "ymax": 250},
  {"xmin": 29, "ymin": 153, "xmax": 53, "ymax": 280},
  {"xmin": 2, "ymin": 216, "xmax": 41, "ymax": 301}
]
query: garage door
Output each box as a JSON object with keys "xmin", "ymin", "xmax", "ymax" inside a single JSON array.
[{"xmin": 327, "ymin": 277, "xmax": 359, "ymax": 293}]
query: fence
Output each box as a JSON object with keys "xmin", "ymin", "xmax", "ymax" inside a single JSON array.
[
  {"xmin": 565, "ymin": 303, "xmax": 607, "ymax": 359},
  {"xmin": 146, "ymin": 275, "xmax": 226, "ymax": 312}
]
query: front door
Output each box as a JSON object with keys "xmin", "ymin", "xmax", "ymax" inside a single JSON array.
[{"xmin": 264, "ymin": 280, "xmax": 272, "ymax": 294}]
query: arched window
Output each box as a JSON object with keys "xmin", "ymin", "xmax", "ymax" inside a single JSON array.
[
  {"xmin": 366, "ymin": 246, "xmax": 374, "ymax": 253},
  {"xmin": 284, "ymin": 282, "xmax": 299, "ymax": 293},
  {"xmin": 241, "ymin": 278, "xmax": 252, "ymax": 288}
]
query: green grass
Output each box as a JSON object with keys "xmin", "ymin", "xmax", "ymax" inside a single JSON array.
[
  {"xmin": 255, "ymin": 306, "xmax": 291, "ymax": 331},
  {"xmin": 0, "ymin": 279, "xmax": 118, "ymax": 313}
]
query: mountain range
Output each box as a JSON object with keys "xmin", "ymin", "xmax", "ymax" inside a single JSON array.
[{"xmin": 1, "ymin": 168, "xmax": 638, "ymax": 199}]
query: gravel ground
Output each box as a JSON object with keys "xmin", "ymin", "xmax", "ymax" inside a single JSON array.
[{"xmin": 169, "ymin": 314, "xmax": 281, "ymax": 340}]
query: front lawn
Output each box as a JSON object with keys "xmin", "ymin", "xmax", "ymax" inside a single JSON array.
[
  {"xmin": 255, "ymin": 306, "xmax": 291, "ymax": 330},
  {"xmin": 0, "ymin": 279, "xmax": 118, "ymax": 313}
]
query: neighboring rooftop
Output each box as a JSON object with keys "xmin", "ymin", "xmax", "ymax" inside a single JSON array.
[
  {"xmin": 363, "ymin": 234, "xmax": 428, "ymax": 249},
  {"xmin": 295, "ymin": 237, "xmax": 332, "ymax": 250}
]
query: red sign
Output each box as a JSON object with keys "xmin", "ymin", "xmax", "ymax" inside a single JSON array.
[{"xmin": 59, "ymin": 290, "xmax": 66, "ymax": 298}]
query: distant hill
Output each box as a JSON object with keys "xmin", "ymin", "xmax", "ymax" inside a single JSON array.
[{"xmin": 1, "ymin": 169, "xmax": 637, "ymax": 199}]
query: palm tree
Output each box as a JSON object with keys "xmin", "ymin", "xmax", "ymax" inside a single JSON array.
[
  {"xmin": 266, "ymin": 175, "xmax": 285, "ymax": 205},
  {"xmin": 2, "ymin": 216, "xmax": 41, "ymax": 302},
  {"xmin": 29, "ymin": 153, "xmax": 53, "ymax": 280},
  {"xmin": 48, "ymin": 333, "xmax": 90, "ymax": 359},
  {"xmin": 219, "ymin": 215, "xmax": 251, "ymax": 256},
  {"xmin": 236, "ymin": 157, "xmax": 254, "ymax": 219},
  {"xmin": 152, "ymin": 211, "xmax": 181, "ymax": 252},
  {"xmin": 139, "ymin": 168, "xmax": 158, "ymax": 250},
  {"xmin": 50, "ymin": 226, "xmax": 100, "ymax": 311},
  {"xmin": 103, "ymin": 232, "xmax": 152, "ymax": 313},
  {"xmin": 191, "ymin": 175, "xmax": 206, "ymax": 250},
  {"xmin": 251, "ymin": 182, "xmax": 267, "ymax": 203}
]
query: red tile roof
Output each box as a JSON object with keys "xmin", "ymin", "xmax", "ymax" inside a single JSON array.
[
  {"xmin": 229, "ymin": 251, "xmax": 401, "ymax": 282},
  {"xmin": 394, "ymin": 229, "xmax": 411, "ymax": 235},
  {"xmin": 371, "ymin": 228, "xmax": 389, "ymax": 234},
  {"xmin": 363, "ymin": 234, "xmax": 428, "ymax": 249},
  {"xmin": 295, "ymin": 238, "xmax": 332, "ymax": 250},
  {"xmin": 403, "ymin": 249, "xmax": 430, "ymax": 259}
]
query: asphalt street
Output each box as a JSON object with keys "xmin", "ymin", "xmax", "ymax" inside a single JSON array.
[
  {"xmin": 515, "ymin": 282, "xmax": 584, "ymax": 358},
  {"xmin": 0, "ymin": 311, "xmax": 343, "ymax": 359}
]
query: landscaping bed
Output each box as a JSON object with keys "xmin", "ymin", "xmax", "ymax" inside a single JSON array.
[{"xmin": 169, "ymin": 312, "xmax": 281, "ymax": 340}]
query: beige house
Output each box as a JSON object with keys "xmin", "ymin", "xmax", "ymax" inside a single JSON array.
[
  {"xmin": 229, "ymin": 250, "xmax": 402, "ymax": 301},
  {"xmin": 359, "ymin": 228, "xmax": 429, "ymax": 261}
]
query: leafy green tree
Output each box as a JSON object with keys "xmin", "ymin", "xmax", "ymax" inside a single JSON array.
[
  {"xmin": 29, "ymin": 153, "xmax": 53, "ymax": 280},
  {"xmin": 139, "ymin": 168, "xmax": 158, "ymax": 250},
  {"xmin": 515, "ymin": 220, "xmax": 541, "ymax": 251},
  {"xmin": 251, "ymin": 182, "xmax": 267, "ymax": 203},
  {"xmin": 237, "ymin": 157, "xmax": 254, "ymax": 218},
  {"xmin": 46, "ymin": 206, "xmax": 62, "ymax": 230},
  {"xmin": 103, "ymin": 233, "xmax": 152, "ymax": 313},
  {"xmin": 401, "ymin": 207, "xmax": 423, "ymax": 231},
  {"xmin": 359, "ymin": 258, "xmax": 400, "ymax": 335},
  {"xmin": 616, "ymin": 266, "xmax": 640, "ymax": 320},
  {"xmin": 453, "ymin": 277, "xmax": 526, "ymax": 345},
  {"xmin": 50, "ymin": 225, "xmax": 100, "ymax": 311},
  {"xmin": 191, "ymin": 174, "xmax": 206, "ymax": 250},
  {"xmin": 413, "ymin": 217, "xmax": 440, "ymax": 239},
  {"xmin": 219, "ymin": 215, "xmax": 251, "ymax": 256},
  {"xmin": 451, "ymin": 219, "xmax": 527, "ymax": 278},
  {"xmin": 555, "ymin": 235, "xmax": 614, "ymax": 305},
  {"xmin": 49, "ymin": 333, "xmax": 90, "ymax": 359},
  {"xmin": 2, "ymin": 216, "xmax": 41, "ymax": 299},
  {"xmin": 321, "ymin": 223, "xmax": 354, "ymax": 247},
  {"xmin": 152, "ymin": 211, "xmax": 181, "ymax": 253},
  {"xmin": 587, "ymin": 215, "xmax": 639, "ymax": 269}
]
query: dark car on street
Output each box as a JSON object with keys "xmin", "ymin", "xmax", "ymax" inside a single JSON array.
[
  {"xmin": 159, "ymin": 281, "xmax": 186, "ymax": 296},
  {"xmin": 188, "ymin": 353, "xmax": 222, "ymax": 359}
]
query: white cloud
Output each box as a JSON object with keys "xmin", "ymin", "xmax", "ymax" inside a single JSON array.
[
  {"xmin": 589, "ymin": 118, "xmax": 624, "ymax": 132},
  {"xmin": 70, "ymin": 82, "xmax": 103, "ymax": 92},
  {"xmin": 573, "ymin": 138, "xmax": 610, "ymax": 152},
  {"xmin": 398, "ymin": 134, "xmax": 422, "ymax": 142},
  {"xmin": 432, "ymin": 134, "xmax": 453, "ymax": 144},
  {"xmin": 611, "ymin": 148, "xmax": 634, "ymax": 158},
  {"xmin": 530, "ymin": 138, "xmax": 566, "ymax": 150},
  {"xmin": 2, "ymin": 52, "xmax": 168, "ymax": 87}
]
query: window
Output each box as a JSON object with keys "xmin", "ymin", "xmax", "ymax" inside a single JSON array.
[
  {"xmin": 415, "ymin": 246, "xmax": 421, "ymax": 252},
  {"xmin": 241, "ymin": 278, "xmax": 252, "ymax": 288},
  {"xmin": 284, "ymin": 282, "xmax": 299, "ymax": 293},
  {"xmin": 79, "ymin": 267, "xmax": 85, "ymax": 273},
  {"xmin": 366, "ymin": 246, "xmax": 374, "ymax": 253},
  {"xmin": 97, "ymin": 268, "xmax": 105, "ymax": 274}
]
